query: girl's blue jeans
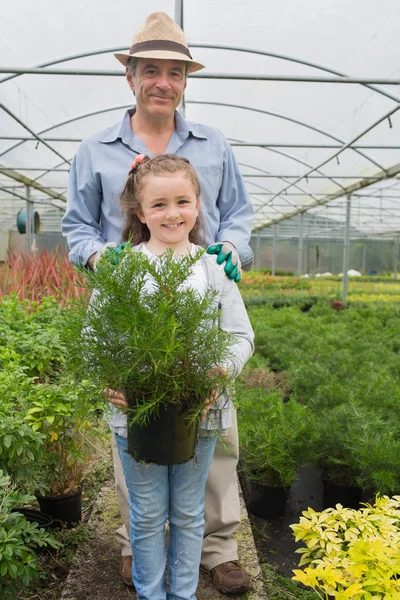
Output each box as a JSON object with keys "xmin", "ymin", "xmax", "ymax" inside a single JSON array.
[{"xmin": 115, "ymin": 433, "xmax": 217, "ymax": 600}]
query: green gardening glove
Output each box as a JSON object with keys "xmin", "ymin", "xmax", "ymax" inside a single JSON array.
[
  {"xmin": 206, "ymin": 242, "xmax": 242, "ymax": 283},
  {"xmin": 103, "ymin": 242, "xmax": 130, "ymax": 266}
]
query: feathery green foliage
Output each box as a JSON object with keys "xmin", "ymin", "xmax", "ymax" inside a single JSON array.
[{"xmin": 68, "ymin": 246, "xmax": 234, "ymax": 426}]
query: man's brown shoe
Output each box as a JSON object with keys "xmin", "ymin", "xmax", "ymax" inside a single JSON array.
[
  {"xmin": 210, "ymin": 561, "xmax": 250, "ymax": 595},
  {"xmin": 120, "ymin": 555, "xmax": 134, "ymax": 588}
]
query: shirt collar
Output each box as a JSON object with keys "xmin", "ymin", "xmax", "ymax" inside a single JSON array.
[
  {"xmin": 99, "ymin": 106, "xmax": 208, "ymax": 145},
  {"xmin": 99, "ymin": 108, "xmax": 135, "ymax": 144},
  {"xmin": 174, "ymin": 109, "xmax": 208, "ymax": 141}
]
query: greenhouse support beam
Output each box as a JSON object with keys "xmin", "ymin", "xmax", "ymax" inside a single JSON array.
[
  {"xmin": 254, "ymin": 161, "xmax": 400, "ymax": 231},
  {"xmin": 342, "ymin": 195, "xmax": 352, "ymax": 306},
  {"xmin": 2, "ymin": 43, "xmax": 399, "ymax": 107},
  {"xmin": 255, "ymin": 103, "xmax": 400, "ymax": 215},
  {"xmin": 393, "ymin": 239, "xmax": 398, "ymax": 280},
  {"xmin": 25, "ymin": 186, "xmax": 34, "ymax": 253},
  {"xmin": 255, "ymin": 232, "xmax": 261, "ymax": 269},
  {"xmin": 175, "ymin": 0, "xmax": 186, "ymax": 118},
  {"xmin": 362, "ymin": 244, "xmax": 367, "ymax": 275},
  {"xmin": 195, "ymin": 99, "xmax": 383, "ymax": 175},
  {"xmin": 0, "ymin": 104, "xmax": 71, "ymax": 165},
  {"xmin": 272, "ymin": 224, "xmax": 278, "ymax": 275},
  {"xmin": 0, "ymin": 164, "xmax": 66, "ymax": 203},
  {"xmin": 297, "ymin": 213, "xmax": 304, "ymax": 277},
  {"xmin": 2, "ymin": 66, "xmax": 400, "ymax": 85},
  {"xmin": 3, "ymin": 136, "xmax": 400, "ymax": 150}
]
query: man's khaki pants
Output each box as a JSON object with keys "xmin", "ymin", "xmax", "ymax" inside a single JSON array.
[{"xmin": 111, "ymin": 410, "xmax": 241, "ymax": 571}]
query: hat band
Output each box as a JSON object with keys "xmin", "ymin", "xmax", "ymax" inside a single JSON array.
[{"xmin": 129, "ymin": 40, "xmax": 193, "ymax": 59}]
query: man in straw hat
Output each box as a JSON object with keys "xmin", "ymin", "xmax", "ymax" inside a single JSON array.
[{"xmin": 62, "ymin": 11, "xmax": 253, "ymax": 596}]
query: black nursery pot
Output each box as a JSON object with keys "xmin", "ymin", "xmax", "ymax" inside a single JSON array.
[
  {"xmin": 11, "ymin": 507, "xmax": 54, "ymax": 529},
  {"xmin": 323, "ymin": 480, "xmax": 362, "ymax": 510},
  {"xmin": 36, "ymin": 488, "xmax": 82, "ymax": 528},
  {"xmin": 127, "ymin": 401, "xmax": 198, "ymax": 466},
  {"xmin": 247, "ymin": 480, "xmax": 289, "ymax": 520}
]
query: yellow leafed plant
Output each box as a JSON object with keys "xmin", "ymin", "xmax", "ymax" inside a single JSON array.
[{"xmin": 291, "ymin": 496, "xmax": 400, "ymax": 599}]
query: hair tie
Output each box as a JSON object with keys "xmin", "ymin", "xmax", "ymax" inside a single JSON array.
[{"xmin": 129, "ymin": 154, "xmax": 146, "ymax": 172}]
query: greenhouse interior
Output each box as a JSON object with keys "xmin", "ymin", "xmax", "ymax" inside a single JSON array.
[{"xmin": 1, "ymin": 1, "xmax": 400, "ymax": 599}]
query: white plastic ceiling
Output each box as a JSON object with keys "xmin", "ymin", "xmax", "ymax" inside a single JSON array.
[{"xmin": 1, "ymin": 0, "xmax": 400, "ymax": 238}]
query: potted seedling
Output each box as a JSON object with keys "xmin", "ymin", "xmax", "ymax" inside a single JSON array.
[
  {"xmin": 67, "ymin": 247, "xmax": 233, "ymax": 465},
  {"xmin": 238, "ymin": 388, "xmax": 319, "ymax": 519},
  {"xmin": 314, "ymin": 402, "xmax": 395, "ymax": 509},
  {"xmin": 25, "ymin": 378, "xmax": 100, "ymax": 527}
]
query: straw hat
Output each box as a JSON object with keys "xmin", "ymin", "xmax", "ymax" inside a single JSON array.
[{"xmin": 114, "ymin": 12, "xmax": 205, "ymax": 73}]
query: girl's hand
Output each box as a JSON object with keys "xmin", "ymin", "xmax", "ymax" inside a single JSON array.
[
  {"xmin": 201, "ymin": 366, "xmax": 228, "ymax": 422},
  {"xmin": 104, "ymin": 387, "xmax": 128, "ymax": 412},
  {"xmin": 200, "ymin": 398, "xmax": 212, "ymax": 422}
]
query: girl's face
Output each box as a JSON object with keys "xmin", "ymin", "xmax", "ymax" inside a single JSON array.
[{"xmin": 137, "ymin": 171, "xmax": 200, "ymax": 254}]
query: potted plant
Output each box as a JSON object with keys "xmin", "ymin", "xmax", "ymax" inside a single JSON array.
[
  {"xmin": 238, "ymin": 388, "xmax": 320, "ymax": 519},
  {"xmin": 66, "ymin": 247, "xmax": 233, "ymax": 465},
  {"xmin": 24, "ymin": 377, "xmax": 100, "ymax": 527},
  {"xmin": 316, "ymin": 402, "xmax": 400, "ymax": 509}
]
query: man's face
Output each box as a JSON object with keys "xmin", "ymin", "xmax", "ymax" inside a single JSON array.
[{"xmin": 126, "ymin": 58, "xmax": 187, "ymax": 120}]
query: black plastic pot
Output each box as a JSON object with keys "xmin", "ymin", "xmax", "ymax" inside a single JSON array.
[
  {"xmin": 11, "ymin": 507, "xmax": 54, "ymax": 529},
  {"xmin": 36, "ymin": 488, "xmax": 82, "ymax": 528},
  {"xmin": 247, "ymin": 479, "xmax": 289, "ymax": 520},
  {"xmin": 127, "ymin": 402, "xmax": 197, "ymax": 465},
  {"xmin": 323, "ymin": 480, "xmax": 362, "ymax": 509}
]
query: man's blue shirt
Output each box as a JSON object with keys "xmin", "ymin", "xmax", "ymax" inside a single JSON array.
[{"xmin": 62, "ymin": 107, "xmax": 254, "ymax": 267}]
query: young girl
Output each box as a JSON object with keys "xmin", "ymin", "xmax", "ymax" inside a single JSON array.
[{"xmin": 108, "ymin": 154, "xmax": 254, "ymax": 600}]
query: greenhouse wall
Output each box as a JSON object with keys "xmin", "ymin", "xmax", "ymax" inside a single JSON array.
[
  {"xmin": 6, "ymin": 231, "xmax": 68, "ymax": 257},
  {"xmin": 250, "ymin": 236, "xmax": 396, "ymax": 275}
]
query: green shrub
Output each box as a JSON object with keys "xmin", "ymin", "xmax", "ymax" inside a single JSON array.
[
  {"xmin": 0, "ymin": 471, "xmax": 60, "ymax": 600},
  {"xmin": 291, "ymin": 495, "xmax": 400, "ymax": 599},
  {"xmin": 238, "ymin": 388, "xmax": 320, "ymax": 487}
]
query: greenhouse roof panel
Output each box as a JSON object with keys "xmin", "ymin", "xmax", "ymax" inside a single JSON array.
[{"xmin": 1, "ymin": 0, "xmax": 400, "ymax": 238}]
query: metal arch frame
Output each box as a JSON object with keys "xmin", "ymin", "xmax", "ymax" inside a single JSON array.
[
  {"xmin": 7, "ymin": 100, "xmax": 351, "ymax": 199},
  {"xmin": 235, "ymin": 150, "xmax": 342, "ymax": 207},
  {"xmin": 237, "ymin": 161, "xmax": 301, "ymax": 213},
  {"xmin": 310, "ymin": 202, "xmax": 400, "ymax": 229},
  {"xmin": 255, "ymin": 104, "xmax": 399, "ymax": 219},
  {"xmin": 3, "ymin": 66, "xmax": 400, "ymax": 84},
  {"xmin": 253, "ymin": 161, "xmax": 400, "ymax": 231},
  {"xmin": 1, "ymin": 43, "xmax": 400, "ymax": 234},
  {"xmin": 0, "ymin": 164, "xmax": 66, "ymax": 202},
  {"xmin": 3, "ymin": 136, "xmax": 400, "ymax": 150},
  {"xmin": 188, "ymin": 100, "xmax": 383, "ymax": 174}
]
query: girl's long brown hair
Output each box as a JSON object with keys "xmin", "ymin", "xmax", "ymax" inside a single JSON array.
[{"xmin": 120, "ymin": 154, "xmax": 204, "ymax": 246}]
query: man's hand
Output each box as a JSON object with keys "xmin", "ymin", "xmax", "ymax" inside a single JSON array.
[
  {"xmin": 87, "ymin": 242, "xmax": 118, "ymax": 270},
  {"xmin": 88, "ymin": 242, "xmax": 130, "ymax": 270},
  {"xmin": 206, "ymin": 242, "xmax": 241, "ymax": 283},
  {"xmin": 104, "ymin": 387, "xmax": 128, "ymax": 412}
]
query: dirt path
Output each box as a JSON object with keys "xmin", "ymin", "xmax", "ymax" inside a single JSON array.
[{"xmin": 60, "ymin": 479, "xmax": 265, "ymax": 599}]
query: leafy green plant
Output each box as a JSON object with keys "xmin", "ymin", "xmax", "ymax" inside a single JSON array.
[
  {"xmin": 0, "ymin": 349, "xmax": 46, "ymax": 491},
  {"xmin": 0, "ymin": 471, "xmax": 60, "ymax": 600},
  {"xmin": 25, "ymin": 378, "xmax": 101, "ymax": 495},
  {"xmin": 0, "ymin": 295, "xmax": 67, "ymax": 378},
  {"xmin": 238, "ymin": 388, "xmax": 320, "ymax": 487},
  {"xmin": 316, "ymin": 402, "xmax": 400, "ymax": 494},
  {"xmin": 67, "ymin": 247, "xmax": 234, "ymax": 427},
  {"xmin": 291, "ymin": 495, "xmax": 400, "ymax": 599}
]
